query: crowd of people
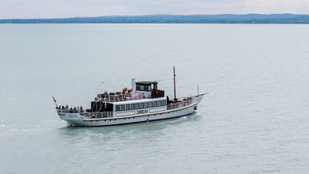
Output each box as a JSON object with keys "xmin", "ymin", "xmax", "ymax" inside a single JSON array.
[{"xmin": 56, "ymin": 105, "xmax": 84, "ymax": 113}]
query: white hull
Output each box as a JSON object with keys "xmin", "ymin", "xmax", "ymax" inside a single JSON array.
[{"xmin": 59, "ymin": 101, "xmax": 200, "ymax": 127}]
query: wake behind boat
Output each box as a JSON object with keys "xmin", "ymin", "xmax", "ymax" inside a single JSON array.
[{"xmin": 55, "ymin": 68, "xmax": 207, "ymax": 127}]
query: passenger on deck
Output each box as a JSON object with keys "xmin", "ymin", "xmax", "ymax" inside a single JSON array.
[
  {"xmin": 77, "ymin": 106, "xmax": 80, "ymax": 113},
  {"xmin": 66, "ymin": 105, "xmax": 69, "ymax": 109},
  {"xmin": 62, "ymin": 107, "xmax": 68, "ymax": 113},
  {"xmin": 74, "ymin": 107, "xmax": 77, "ymax": 113},
  {"xmin": 104, "ymin": 91, "xmax": 108, "ymax": 101},
  {"xmin": 80, "ymin": 106, "xmax": 84, "ymax": 113},
  {"xmin": 69, "ymin": 107, "xmax": 73, "ymax": 113}
]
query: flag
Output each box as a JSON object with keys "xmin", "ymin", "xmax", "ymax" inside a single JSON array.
[{"xmin": 52, "ymin": 96, "xmax": 56, "ymax": 103}]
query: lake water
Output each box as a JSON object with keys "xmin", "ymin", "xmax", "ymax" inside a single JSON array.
[{"xmin": 0, "ymin": 24, "xmax": 309, "ymax": 173}]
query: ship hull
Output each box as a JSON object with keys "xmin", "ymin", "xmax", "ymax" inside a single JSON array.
[{"xmin": 59, "ymin": 102, "xmax": 199, "ymax": 127}]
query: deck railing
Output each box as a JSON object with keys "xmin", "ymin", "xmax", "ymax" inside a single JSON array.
[
  {"xmin": 83, "ymin": 111, "xmax": 113, "ymax": 118},
  {"xmin": 167, "ymin": 99, "xmax": 193, "ymax": 110},
  {"xmin": 96, "ymin": 93, "xmax": 144, "ymax": 102},
  {"xmin": 57, "ymin": 109, "xmax": 84, "ymax": 113}
]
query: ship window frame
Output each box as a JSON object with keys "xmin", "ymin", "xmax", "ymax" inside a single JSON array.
[
  {"xmin": 149, "ymin": 102, "xmax": 153, "ymax": 108},
  {"xmin": 158, "ymin": 100, "xmax": 162, "ymax": 106},
  {"xmin": 116, "ymin": 105, "xmax": 120, "ymax": 111},
  {"xmin": 121, "ymin": 105, "xmax": 125, "ymax": 111},
  {"xmin": 162, "ymin": 100, "xmax": 167, "ymax": 106},
  {"xmin": 131, "ymin": 104, "xmax": 135, "ymax": 110},
  {"xmin": 135, "ymin": 103, "xmax": 139, "ymax": 109},
  {"xmin": 140, "ymin": 103, "xmax": 144, "ymax": 109},
  {"xmin": 126, "ymin": 104, "xmax": 130, "ymax": 110},
  {"xmin": 153, "ymin": 101, "xmax": 157, "ymax": 107},
  {"xmin": 145, "ymin": 102, "xmax": 148, "ymax": 108}
]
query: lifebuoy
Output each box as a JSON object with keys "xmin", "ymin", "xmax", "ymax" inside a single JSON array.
[{"xmin": 138, "ymin": 93, "xmax": 142, "ymax": 99}]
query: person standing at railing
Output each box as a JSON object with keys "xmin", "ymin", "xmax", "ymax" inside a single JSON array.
[
  {"xmin": 62, "ymin": 107, "xmax": 68, "ymax": 113},
  {"xmin": 69, "ymin": 107, "xmax": 73, "ymax": 113},
  {"xmin": 56, "ymin": 106, "xmax": 60, "ymax": 112}
]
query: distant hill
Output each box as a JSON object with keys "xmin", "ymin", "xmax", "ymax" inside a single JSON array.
[{"xmin": 1, "ymin": 14, "xmax": 309, "ymax": 24}]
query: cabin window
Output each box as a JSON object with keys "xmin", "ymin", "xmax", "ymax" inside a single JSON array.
[
  {"xmin": 126, "ymin": 104, "xmax": 130, "ymax": 110},
  {"xmin": 153, "ymin": 101, "xmax": 157, "ymax": 107},
  {"xmin": 135, "ymin": 103, "xmax": 139, "ymax": 109},
  {"xmin": 158, "ymin": 100, "xmax": 162, "ymax": 106},
  {"xmin": 145, "ymin": 102, "xmax": 148, "ymax": 108},
  {"xmin": 121, "ymin": 105, "xmax": 125, "ymax": 111},
  {"xmin": 136, "ymin": 84, "xmax": 151, "ymax": 91},
  {"xmin": 140, "ymin": 103, "xmax": 144, "ymax": 109},
  {"xmin": 136, "ymin": 85, "xmax": 145, "ymax": 91},
  {"xmin": 116, "ymin": 105, "xmax": 120, "ymax": 111},
  {"xmin": 131, "ymin": 104, "xmax": 135, "ymax": 110},
  {"xmin": 149, "ymin": 102, "xmax": 153, "ymax": 108}
]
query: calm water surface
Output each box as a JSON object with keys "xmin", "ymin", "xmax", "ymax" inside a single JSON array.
[{"xmin": 0, "ymin": 24, "xmax": 309, "ymax": 173}]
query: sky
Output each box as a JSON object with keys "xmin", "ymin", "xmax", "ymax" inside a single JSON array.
[{"xmin": 1, "ymin": 0, "xmax": 309, "ymax": 19}]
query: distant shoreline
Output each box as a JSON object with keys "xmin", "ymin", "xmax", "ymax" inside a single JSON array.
[{"xmin": 1, "ymin": 14, "xmax": 309, "ymax": 24}]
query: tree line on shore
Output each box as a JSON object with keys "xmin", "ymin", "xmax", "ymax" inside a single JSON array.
[{"xmin": 1, "ymin": 14, "xmax": 309, "ymax": 24}]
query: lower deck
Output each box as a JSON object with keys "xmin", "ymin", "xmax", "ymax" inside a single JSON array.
[
  {"xmin": 66, "ymin": 102, "xmax": 198, "ymax": 127},
  {"xmin": 82, "ymin": 98, "xmax": 194, "ymax": 119}
]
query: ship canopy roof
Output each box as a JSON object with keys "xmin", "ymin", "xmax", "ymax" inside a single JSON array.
[{"xmin": 136, "ymin": 81, "xmax": 158, "ymax": 85}]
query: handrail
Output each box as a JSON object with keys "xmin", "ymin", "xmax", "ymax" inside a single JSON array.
[
  {"xmin": 96, "ymin": 93, "xmax": 146, "ymax": 102},
  {"xmin": 84, "ymin": 111, "xmax": 113, "ymax": 118},
  {"xmin": 57, "ymin": 109, "xmax": 84, "ymax": 113},
  {"xmin": 167, "ymin": 99, "xmax": 193, "ymax": 110}
]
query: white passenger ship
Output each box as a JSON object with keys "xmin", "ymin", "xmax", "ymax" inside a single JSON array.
[{"xmin": 56, "ymin": 69, "xmax": 207, "ymax": 127}]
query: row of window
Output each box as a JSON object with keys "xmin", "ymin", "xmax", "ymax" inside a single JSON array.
[{"xmin": 115, "ymin": 100, "xmax": 167, "ymax": 111}]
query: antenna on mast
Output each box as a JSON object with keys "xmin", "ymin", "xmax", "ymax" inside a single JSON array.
[{"xmin": 173, "ymin": 66, "xmax": 177, "ymax": 102}]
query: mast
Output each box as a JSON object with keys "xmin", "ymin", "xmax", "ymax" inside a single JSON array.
[{"xmin": 173, "ymin": 66, "xmax": 176, "ymax": 101}]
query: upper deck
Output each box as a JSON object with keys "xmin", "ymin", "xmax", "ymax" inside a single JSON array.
[
  {"xmin": 95, "ymin": 80, "xmax": 164, "ymax": 103},
  {"xmin": 91, "ymin": 79, "xmax": 165, "ymax": 113}
]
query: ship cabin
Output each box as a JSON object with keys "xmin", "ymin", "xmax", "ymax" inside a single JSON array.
[
  {"xmin": 90, "ymin": 80, "xmax": 167, "ymax": 116},
  {"xmin": 135, "ymin": 81, "xmax": 164, "ymax": 99}
]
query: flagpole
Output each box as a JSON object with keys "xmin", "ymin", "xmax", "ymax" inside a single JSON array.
[{"xmin": 52, "ymin": 96, "xmax": 58, "ymax": 107}]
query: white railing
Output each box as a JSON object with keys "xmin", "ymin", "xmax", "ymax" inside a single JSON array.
[
  {"xmin": 167, "ymin": 99, "xmax": 193, "ymax": 110},
  {"xmin": 96, "ymin": 93, "xmax": 146, "ymax": 102},
  {"xmin": 84, "ymin": 111, "xmax": 113, "ymax": 118},
  {"xmin": 57, "ymin": 109, "xmax": 84, "ymax": 113}
]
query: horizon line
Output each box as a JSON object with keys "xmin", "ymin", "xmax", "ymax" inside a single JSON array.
[{"xmin": 1, "ymin": 13, "xmax": 309, "ymax": 20}]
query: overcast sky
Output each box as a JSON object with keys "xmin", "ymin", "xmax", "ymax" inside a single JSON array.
[{"xmin": 1, "ymin": 0, "xmax": 309, "ymax": 19}]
